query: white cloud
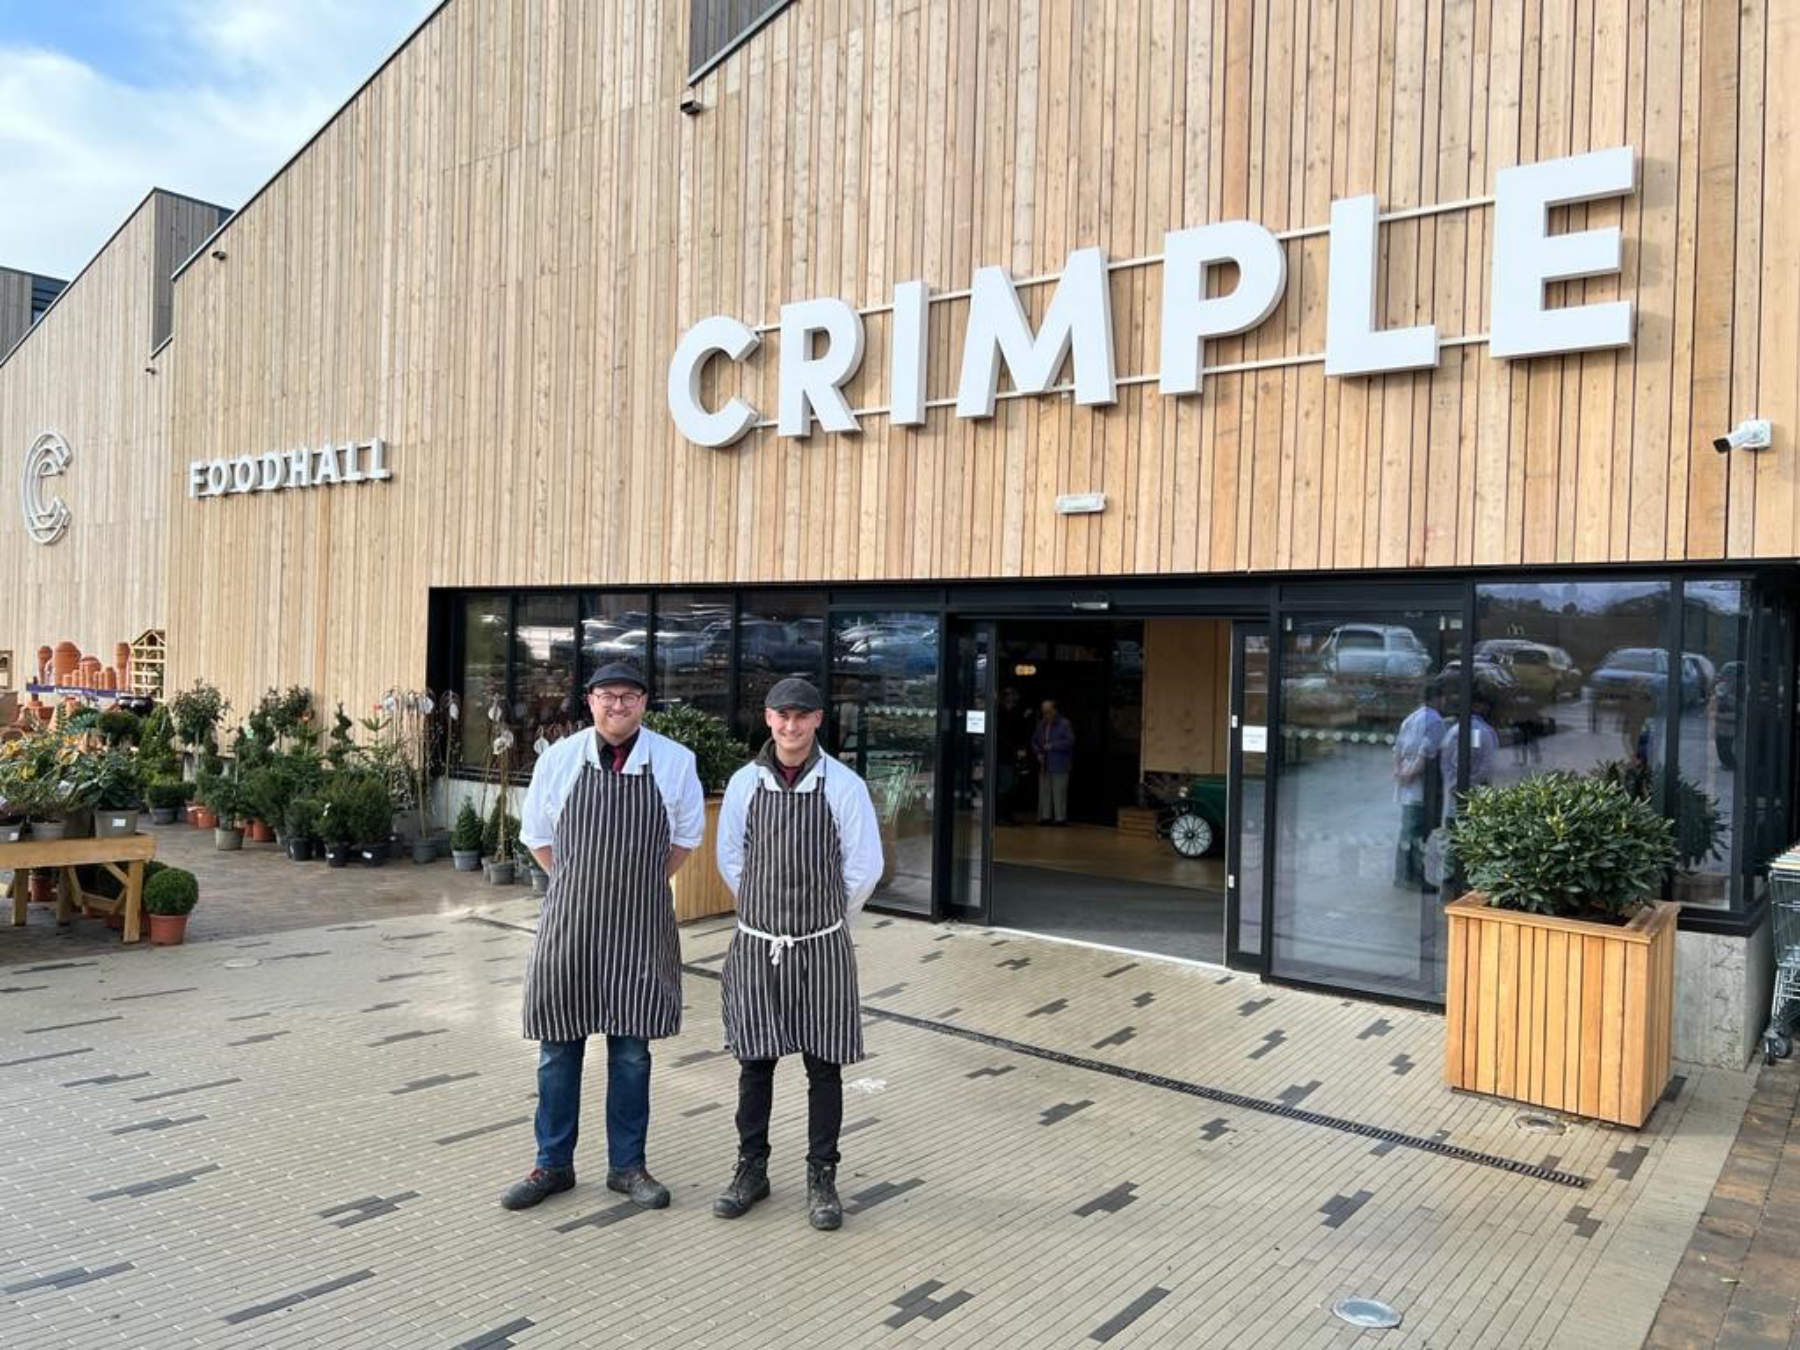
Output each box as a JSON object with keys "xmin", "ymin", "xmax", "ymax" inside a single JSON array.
[{"xmin": 0, "ymin": 0, "xmax": 436, "ymax": 278}]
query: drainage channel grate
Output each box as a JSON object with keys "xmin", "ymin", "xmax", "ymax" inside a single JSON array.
[{"xmin": 465, "ymin": 916, "xmax": 1589, "ymax": 1190}]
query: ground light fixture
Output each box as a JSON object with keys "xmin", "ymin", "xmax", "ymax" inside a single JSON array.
[{"xmin": 1332, "ymin": 1298, "xmax": 1403, "ymax": 1330}]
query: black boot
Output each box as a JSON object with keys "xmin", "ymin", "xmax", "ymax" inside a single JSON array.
[
  {"xmin": 806, "ymin": 1161, "xmax": 842, "ymax": 1231},
  {"xmin": 500, "ymin": 1166, "xmax": 575, "ymax": 1211},
  {"xmin": 712, "ymin": 1154, "xmax": 770, "ymax": 1219}
]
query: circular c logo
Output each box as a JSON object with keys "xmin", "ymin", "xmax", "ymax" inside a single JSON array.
[{"xmin": 21, "ymin": 430, "xmax": 72, "ymax": 545}]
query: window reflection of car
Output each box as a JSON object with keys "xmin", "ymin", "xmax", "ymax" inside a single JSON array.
[
  {"xmin": 1440, "ymin": 656, "xmax": 1537, "ymax": 723},
  {"xmin": 835, "ymin": 622, "xmax": 937, "ymax": 675},
  {"xmin": 1472, "ymin": 639, "xmax": 1582, "ymax": 702},
  {"xmin": 1588, "ymin": 647, "xmax": 1710, "ymax": 710},
  {"xmin": 1318, "ymin": 624, "xmax": 1432, "ymax": 680}
]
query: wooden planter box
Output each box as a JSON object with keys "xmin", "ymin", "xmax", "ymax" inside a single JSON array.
[
  {"xmin": 1444, "ymin": 893, "xmax": 1678, "ymax": 1128},
  {"xmin": 671, "ymin": 797, "xmax": 735, "ymax": 924}
]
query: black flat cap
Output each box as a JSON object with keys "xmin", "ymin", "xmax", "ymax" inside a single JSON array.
[
  {"xmin": 586, "ymin": 660, "xmax": 648, "ymax": 692},
  {"xmin": 764, "ymin": 676, "xmax": 823, "ymax": 711}
]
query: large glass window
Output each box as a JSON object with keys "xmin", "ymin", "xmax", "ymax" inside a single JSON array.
[
  {"xmin": 653, "ymin": 592, "xmax": 733, "ymax": 722},
  {"xmin": 1677, "ymin": 582, "xmax": 1747, "ymax": 907},
  {"xmin": 458, "ymin": 595, "xmax": 511, "ymax": 770},
  {"xmin": 736, "ymin": 590, "xmax": 826, "ymax": 748},
  {"xmin": 1473, "ymin": 581, "xmax": 1671, "ymax": 798},
  {"xmin": 831, "ymin": 611, "xmax": 940, "ymax": 915},
  {"xmin": 512, "ymin": 595, "xmax": 578, "ymax": 773},
  {"xmin": 581, "ymin": 593, "xmax": 650, "ymax": 687}
]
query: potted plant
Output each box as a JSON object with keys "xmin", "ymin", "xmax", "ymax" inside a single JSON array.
[
  {"xmin": 284, "ymin": 797, "xmax": 321, "ymax": 861},
  {"xmin": 450, "ymin": 799, "xmax": 483, "ymax": 871},
  {"xmin": 144, "ymin": 866, "xmax": 199, "ymax": 945},
  {"xmin": 318, "ymin": 780, "xmax": 357, "ymax": 867},
  {"xmin": 482, "ymin": 792, "xmax": 519, "ymax": 885},
  {"xmin": 168, "ymin": 680, "xmax": 230, "ymax": 775},
  {"xmin": 197, "ymin": 774, "xmax": 245, "ymax": 850},
  {"xmin": 351, "ymin": 775, "xmax": 394, "ymax": 867},
  {"xmin": 145, "ymin": 777, "xmax": 191, "ymax": 825},
  {"xmin": 1444, "ymin": 772, "xmax": 1679, "ymax": 1127},
  {"xmin": 642, "ymin": 705, "xmax": 748, "ymax": 921},
  {"xmin": 80, "ymin": 748, "xmax": 143, "ymax": 838}
]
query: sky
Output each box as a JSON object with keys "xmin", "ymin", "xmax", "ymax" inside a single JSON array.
[{"xmin": 0, "ymin": 0, "xmax": 437, "ymax": 279}]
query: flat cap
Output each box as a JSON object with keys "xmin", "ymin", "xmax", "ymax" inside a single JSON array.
[
  {"xmin": 585, "ymin": 660, "xmax": 648, "ymax": 692},
  {"xmin": 764, "ymin": 676, "xmax": 823, "ymax": 711}
]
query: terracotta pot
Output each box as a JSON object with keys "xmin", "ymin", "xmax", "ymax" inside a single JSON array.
[
  {"xmin": 147, "ymin": 913, "xmax": 188, "ymax": 945},
  {"xmin": 193, "ymin": 807, "xmax": 218, "ymax": 829},
  {"xmin": 27, "ymin": 871, "xmax": 57, "ymax": 904},
  {"xmin": 184, "ymin": 803, "xmax": 200, "ymax": 826},
  {"xmin": 245, "ymin": 819, "xmax": 274, "ymax": 844}
]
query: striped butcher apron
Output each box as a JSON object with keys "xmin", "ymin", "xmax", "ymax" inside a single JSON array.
[
  {"xmin": 721, "ymin": 772, "xmax": 864, "ymax": 1065},
  {"xmin": 521, "ymin": 755, "xmax": 680, "ymax": 1043}
]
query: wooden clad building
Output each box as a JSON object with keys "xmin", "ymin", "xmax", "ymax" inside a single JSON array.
[{"xmin": 2, "ymin": 2, "xmax": 1795, "ymax": 1052}]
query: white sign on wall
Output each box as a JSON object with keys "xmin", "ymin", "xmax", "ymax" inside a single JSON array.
[
  {"xmin": 188, "ymin": 439, "xmax": 392, "ymax": 499},
  {"xmin": 20, "ymin": 430, "xmax": 73, "ymax": 545},
  {"xmin": 669, "ymin": 146, "xmax": 1639, "ymax": 447}
]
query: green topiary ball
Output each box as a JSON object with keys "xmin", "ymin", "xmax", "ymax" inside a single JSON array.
[{"xmin": 143, "ymin": 867, "xmax": 199, "ymax": 917}]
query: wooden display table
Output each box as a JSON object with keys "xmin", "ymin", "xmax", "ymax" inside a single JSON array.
[{"xmin": 4, "ymin": 832, "xmax": 156, "ymax": 943}]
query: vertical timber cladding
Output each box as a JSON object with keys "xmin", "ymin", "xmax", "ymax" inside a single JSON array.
[
  {"xmin": 0, "ymin": 193, "xmax": 226, "ymax": 677},
  {"xmin": 165, "ymin": 0, "xmax": 1795, "ymax": 721}
]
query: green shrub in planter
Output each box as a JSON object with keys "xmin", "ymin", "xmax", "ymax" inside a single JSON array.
[
  {"xmin": 286, "ymin": 796, "xmax": 322, "ymax": 841},
  {"xmin": 96, "ymin": 708, "xmax": 141, "ymax": 747},
  {"xmin": 169, "ymin": 680, "xmax": 230, "ymax": 754},
  {"xmin": 146, "ymin": 778, "xmax": 190, "ymax": 810},
  {"xmin": 642, "ymin": 706, "xmax": 748, "ymax": 793},
  {"xmin": 482, "ymin": 798, "xmax": 522, "ymax": 860},
  {"xmin": 143, "ymin": 866, "xmax": 199, "ymax": 917},
  {"xmin": 1592, "ymin": 759, "xmax": 1726, "ymax": 874},
  {"xmin": 451, "ymin": 800, "xmax": 483, "ymax": 852},
  {"xmin": 341, "ymin": 775, "xmax": 394, "ymax": 847},
  {"xmin": 73, "ymin": 748, "xmax": 143, "ymax": 813},
  {"xmin": 195, "ymin": 771, "xmax": 246, "ymax": 823},
  {"xmin": 1447, "ymin": 772, "xmax": 1675, "ymax": 921}
]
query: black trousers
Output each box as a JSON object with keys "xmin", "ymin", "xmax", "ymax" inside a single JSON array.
[{"xmin": 735, "ymin": 1053, "xmax": 843, "ymax": 1166}]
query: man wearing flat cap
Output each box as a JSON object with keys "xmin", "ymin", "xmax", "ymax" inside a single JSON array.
[
  {"xmin": 711, "ymin": 676, "xmax": 883, "ymax": 1231},
  {"xmin": 500, "ymin": 660, "xmax": 704, "ymax": 1212}
]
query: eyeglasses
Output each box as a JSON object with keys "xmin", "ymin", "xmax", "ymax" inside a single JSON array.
[{"xmin": 592, "ymin": 690, "xmax": 644, "ymax": 707}]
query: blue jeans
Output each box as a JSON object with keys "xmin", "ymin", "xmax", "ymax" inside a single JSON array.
[{"xmin": 533, "ymin": 1035, "xmax": 652, "ymax": 1172}]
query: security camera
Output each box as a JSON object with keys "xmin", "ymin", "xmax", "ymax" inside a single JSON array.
[
  {"xmin": 1713, "ymin": 418, "xmax": 1772, "ymax": 454},
  {"xmin": 679, "ymin": 92, "xmax": 703, "ymax": 116},
  {"xmin": 210, "ymin": 248, "xmax": 228, "ymax": 261}
]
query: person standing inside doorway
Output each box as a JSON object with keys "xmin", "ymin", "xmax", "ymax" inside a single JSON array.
[
  {"xmin": 1031, "ymin": 699, "xmax": 1075, "ymax": 825},
  {"xmin": 501, "ymin": 660, "xmax": 705, "ymax": 1213},
  {"xmin": 712, "ymin": 677, "xmax": 883, "ymax": 1231}
]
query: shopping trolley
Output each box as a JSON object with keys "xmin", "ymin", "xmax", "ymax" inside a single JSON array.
[{"xmin": 1764, "ymin": 847, "xmax": 1800, "ymax": 1063}]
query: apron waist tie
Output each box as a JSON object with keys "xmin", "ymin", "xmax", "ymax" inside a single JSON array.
[{"xmin": 736, "ymin": 918, "xmax": 844, "ymax": 966}]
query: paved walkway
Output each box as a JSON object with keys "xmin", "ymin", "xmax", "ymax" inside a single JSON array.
[
  {"xmin": 1645, "ymin": 1057, "xmax": 1800, "ymax": 1349},
  {"xmin": 0, "ymin": 822, "xmax": 1775, "ymax": 1347}
]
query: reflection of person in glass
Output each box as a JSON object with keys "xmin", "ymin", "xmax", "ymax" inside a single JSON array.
[
  {"xmin": 1439, "ymin": 691, "xmax": 1499, "ymax": 816},
  {"xmin": 1031, "ymin": 699, "xmax": 1076, "ymax": 825},
  {"xmin": 1393, "ymin": 680, "xmax": 1446, "ymax": 889}
]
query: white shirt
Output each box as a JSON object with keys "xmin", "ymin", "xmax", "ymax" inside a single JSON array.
[
  {"xmin": 716, "ymin": 749, "xmax": 885, "ymax": 919},
  {"xmin": 519, "ymin": 725, "xmax": 705, "ymax": 851}
]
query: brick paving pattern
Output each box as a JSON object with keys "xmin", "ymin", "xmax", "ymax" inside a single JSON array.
[
  {"xmin": 1645, "ymin": 1057, "xmax": 1800, "ymax": 1349},
  {"xmin": 0, "ymin": 819, "xmax": 1778, "ymax": 1347}
]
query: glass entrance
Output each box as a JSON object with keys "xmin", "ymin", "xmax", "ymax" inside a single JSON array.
[
  {"xmin": 1270, "ymin": 608, "xmax": 1462, "ymax": 1000},
  {"xmin": 945, "ymin": 620, "xmax": 994, "ymax": 920},
  {"xmin": 830, "ymin": 609, "xmax": 941, "ymax": 915},
  {"xmin": 1226, "ymin": 623, "xmax": 1268, "ymax": 964}
]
